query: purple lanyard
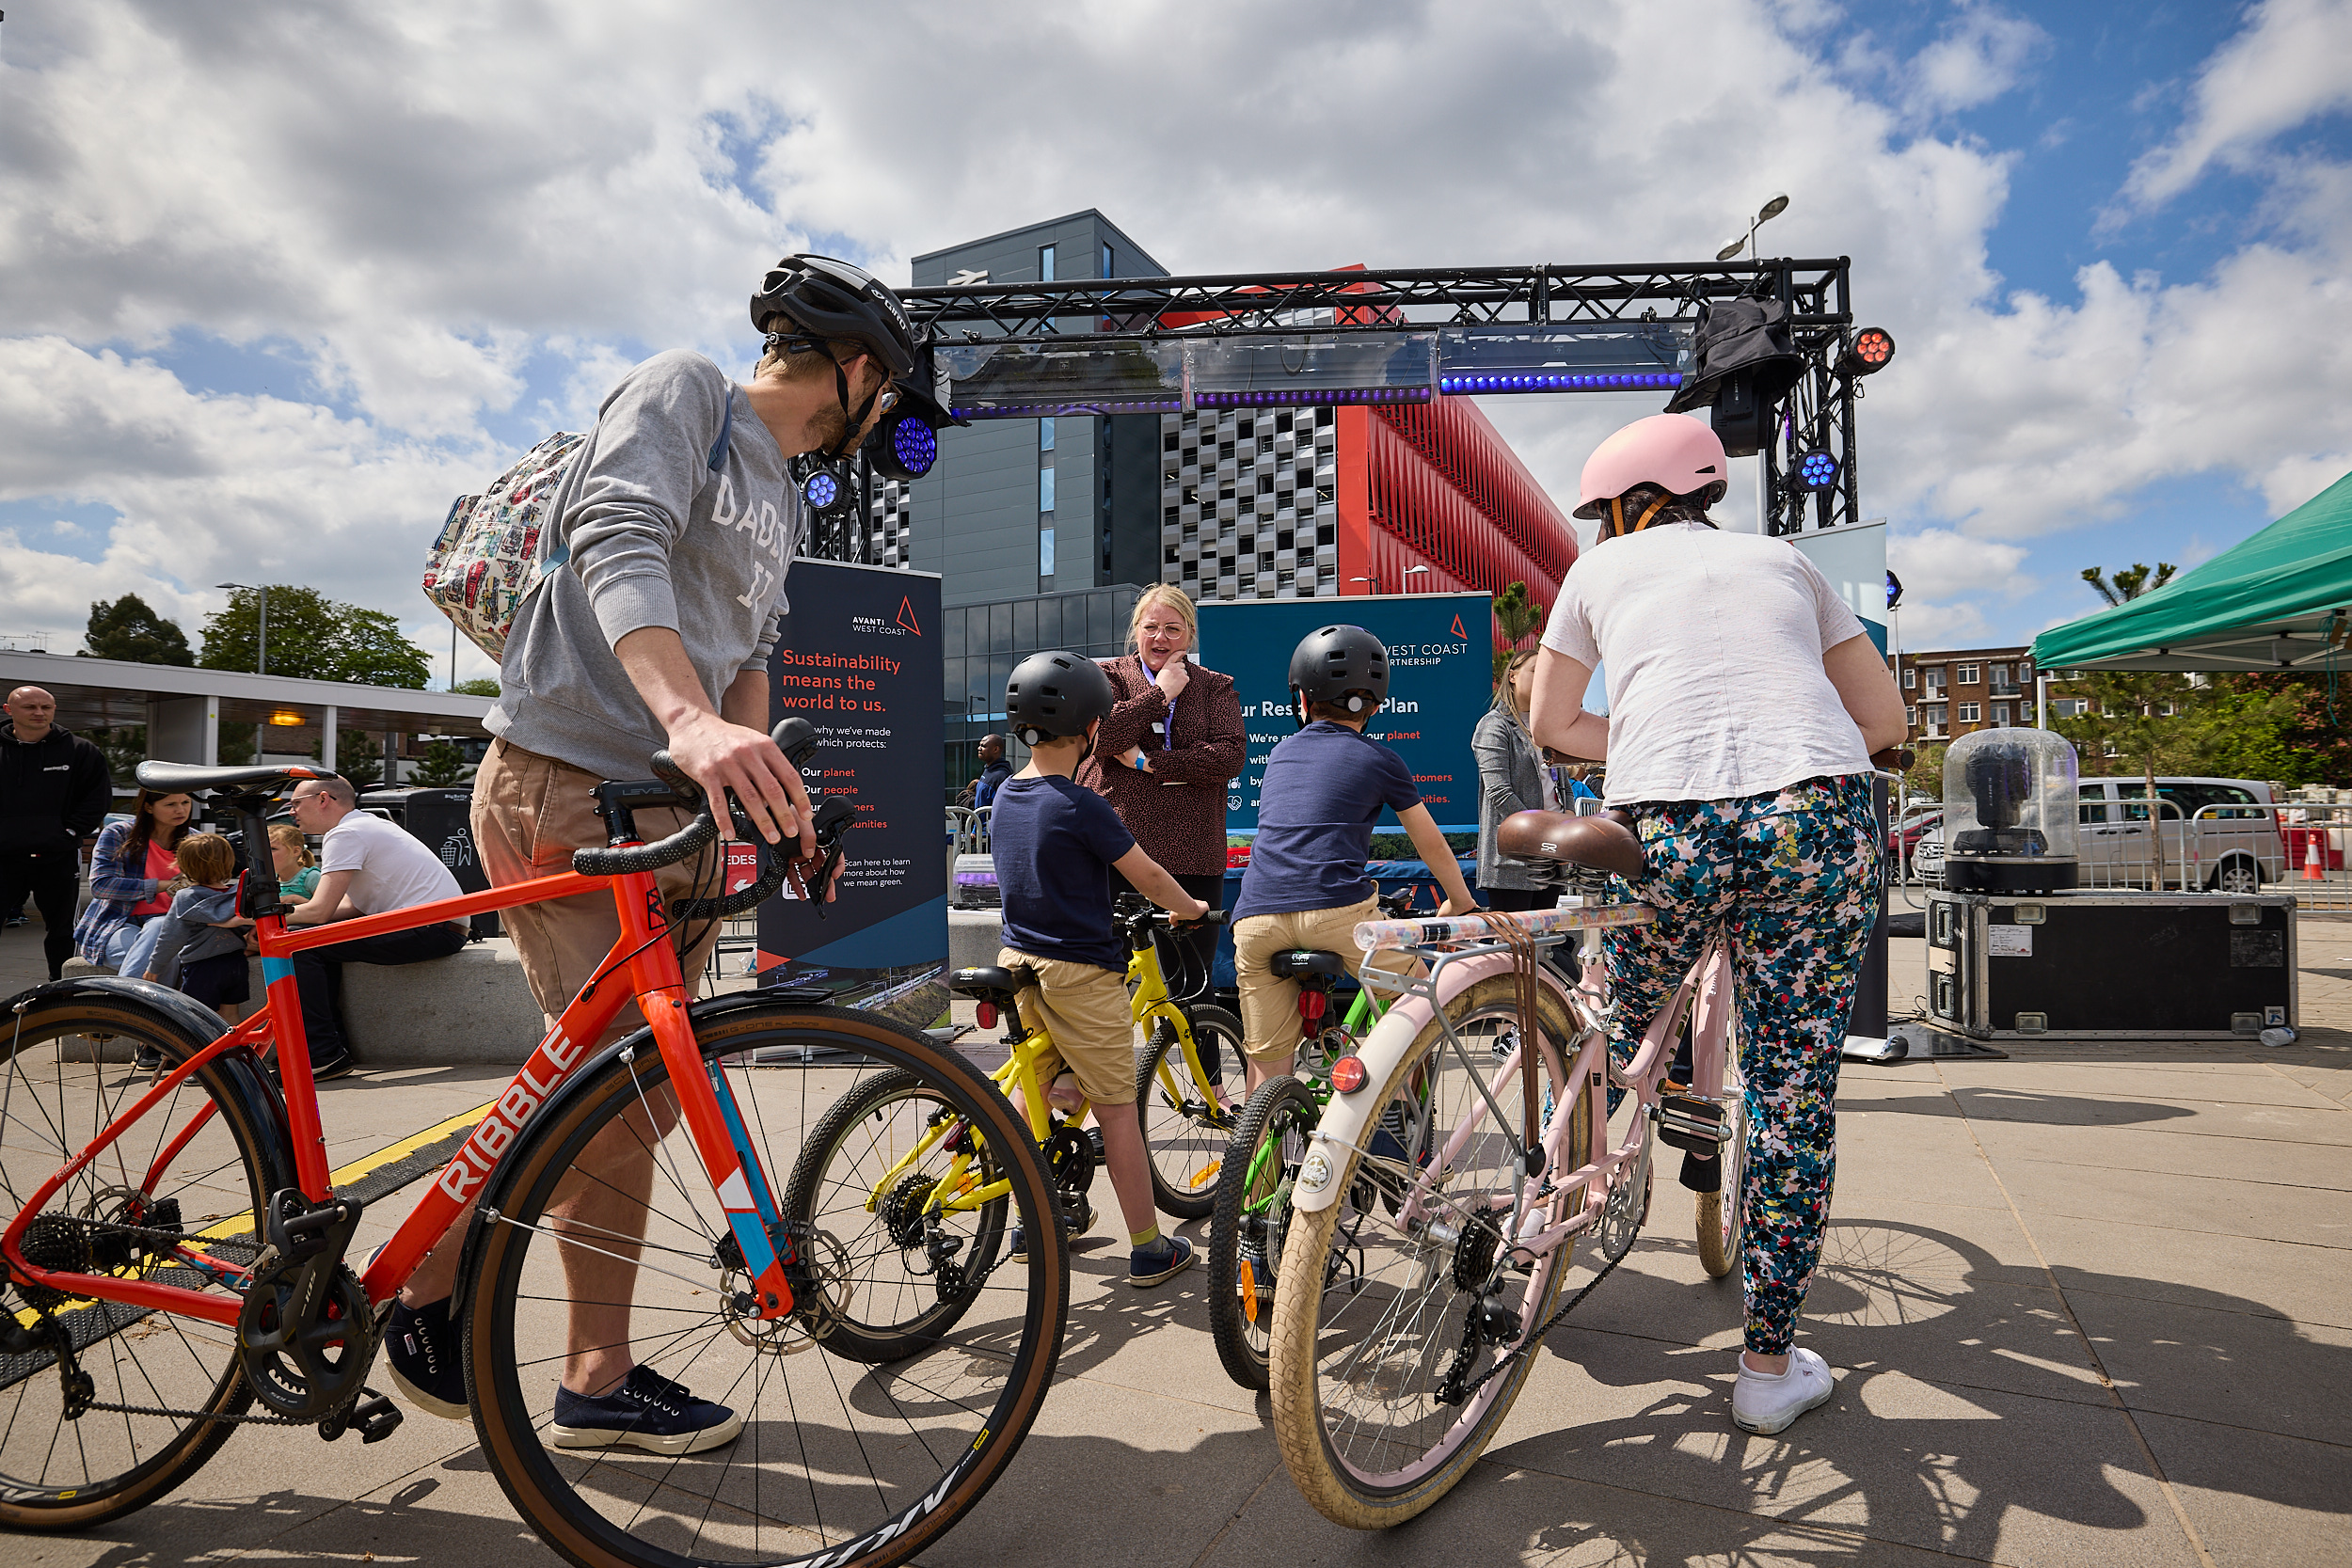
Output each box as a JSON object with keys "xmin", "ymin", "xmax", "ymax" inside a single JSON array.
[{"xmin": 1142, "ymin": 656, "xmax": 1176, "ymax": 750}]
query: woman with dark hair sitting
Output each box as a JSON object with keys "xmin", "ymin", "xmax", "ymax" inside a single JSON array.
[
  {"xmin": 1473, "ymin": 649, "xmax": 1596, "ymax": 912},
  {"xmin": 74, "ymin": 786, "xmax": 196, "ymax": 974}
]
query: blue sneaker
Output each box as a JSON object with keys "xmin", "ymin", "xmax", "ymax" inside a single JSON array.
[
  {"xmin": 1009, "ymin": 1201, "xmax": 1094, "ymax": 1259},
  {"xmin": 1127, "ymin": 1234, "xmax": 1195, "ymax": 1288},
  {"xmin": 385, "ymin": 1295, "xmax": 467, "ymax": 1421},
  {"xmin": 551, "ymin": 1366, "xmax": 742, "ymax": 1455}
]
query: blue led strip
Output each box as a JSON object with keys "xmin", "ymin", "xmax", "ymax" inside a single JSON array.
[{"xmin": 1435, "ymin": 372, "xmax": 1687, "ymax": 393}]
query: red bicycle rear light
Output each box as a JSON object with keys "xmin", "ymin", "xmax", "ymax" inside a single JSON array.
[
  {"xmin": 1329, "ymin": 1055, "xmax": 1368, "ymax": 1094},
  {"xmin": 976, "ymin": 1001, "xmax": 997, "ymax": 1029},
  {"xmin": 1297, "ymin": 989, "xmax": 1327, "ymax": 1022}
]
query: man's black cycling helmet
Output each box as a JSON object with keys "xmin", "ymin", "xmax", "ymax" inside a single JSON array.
[
  {"xmin": 1288, "ymin": 625, "xmax": 1390, "ymax": 716},
  {"xmin": 749, "ymin": 254, "xmax": 919, "ymax": 379},
  {"xmin": 1005, "ymin": 651, "xmax": 1115, "ymax": 748}
]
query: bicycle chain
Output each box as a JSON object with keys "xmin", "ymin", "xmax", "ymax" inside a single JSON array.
[{"xmin": 1440, "ymin": 1212, "xmax": 1641, "ymax": 1408}]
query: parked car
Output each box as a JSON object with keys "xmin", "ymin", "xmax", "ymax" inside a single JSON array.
[
  {"xmin": 1889, "ymin": 805, "xmax": 1942, "ymax": 875},
  {"xmin": 1915, "ymin": 776, "xmax": 2284, "ymax": 893}
]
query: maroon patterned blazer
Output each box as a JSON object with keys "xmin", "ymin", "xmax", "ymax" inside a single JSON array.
[{"xmin": 1074, "ymin": 656, "xmax": 1246, "ymax": 877}]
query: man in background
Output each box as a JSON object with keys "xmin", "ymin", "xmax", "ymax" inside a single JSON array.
[{"xmin": 0, "ymin": 686, "xmax": 111, "ymax": 981}]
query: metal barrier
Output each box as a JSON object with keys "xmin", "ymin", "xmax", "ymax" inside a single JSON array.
[
  {"xmin": 2199, "ymin": 800, "xmax": 2352, "ymax": 909},
  {"xmin": 946, "ymin": 805, "xmax": 992, "ymax": 855}
]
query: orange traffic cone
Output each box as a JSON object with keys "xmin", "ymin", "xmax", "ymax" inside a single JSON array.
[{"xmin": 2304, "ymin": 833, "xmax": 2325, "ymax": 880}]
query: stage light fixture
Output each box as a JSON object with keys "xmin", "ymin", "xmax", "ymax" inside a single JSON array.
[
  {"xmin": 1797, "ymin": 449, "xmax": 1840, "ymax": 490},
  {"xmin": 803, "ymin": 468, "xmax": 840, "ymax": 510},
  {"xmin": 864, "ymin": 408, "xmax": 940, "ymax": 483},
  {"xmin": 1837, "ymin": 326, "xmax": 1896, "ymax": 377}
]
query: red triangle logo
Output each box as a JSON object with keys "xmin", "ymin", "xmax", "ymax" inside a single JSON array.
[
  {"xmin": 1451, "ymin": 613, "xmax": 1470, "ymax": 641},
  {"xmin": 897, "ymin": 596, "xmax": 922, "ymax": 636}
]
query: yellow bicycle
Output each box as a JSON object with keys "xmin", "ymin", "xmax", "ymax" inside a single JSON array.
[{"xmin": 781, "ymin": 901, "xmax": 1236, "ymax": 1362}]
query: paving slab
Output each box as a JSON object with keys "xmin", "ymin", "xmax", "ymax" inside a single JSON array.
[
  {"xmin": 2134, "ymin": 1410, "xmax": 2352, "ymax": 1568},
  {"xmin": 2019, "ymin": 1212, "xmax": 2352, "ymax": 1331},
  {"xmin": 2061, "ymin": 1285, "xmax": 2352, "ymax": 1448},
  {"xmin": 1964, "ymin": 1116, "xmax": 2352, "ymax": 1192},
  {"xmin": 1987, "ymin": 1156, "xmax": 2352, "ymax": 1249}
]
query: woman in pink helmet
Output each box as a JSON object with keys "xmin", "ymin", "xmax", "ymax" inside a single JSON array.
[{"xmin": 1528, "ymin": 412, "xmax": 1906, "ymax": 1437}]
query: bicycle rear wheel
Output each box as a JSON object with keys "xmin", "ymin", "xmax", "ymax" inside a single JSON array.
[
  {"xmin": 1134, "ymin": 1004, "xmax": 1241, "ymax": 1220},
  {"xmin": 0, "ymin": 994, "xmax": 286, "ymax": 1531},
  {"xmin": 1694, "ymin": 1053, "xmax": 1749, "ymax": 1280},
  {"xmin": 1206, "ymin": 1074, "xmax": 1319, "ymax": 1391},
  {"xmin": 1267, "ymin": 974, "xmax": 1582, "ymax": 1529},
  {"xmin": 466, "ymin": 1001, "xmax": 1067, "ymax": 1568},
  {"xmin": 778, "ymin": 1068, "xmax": 1009, "ymax": 1364}
]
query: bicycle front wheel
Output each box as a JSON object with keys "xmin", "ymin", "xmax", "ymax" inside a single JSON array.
[
  {"xmin": 1134, "ymin": 1004, "xmax": 1241, "ymax": 1220},
  {"xmin": 1267, "ymin": 974, "xmax": 1582, "ymax": 1529},
  {"xmin": 466, "ymin": 1000, "xmax": 1067, "ymax": 1568},
  {"xmin": 0, "ymin": 994, "xmax": 286, "ymax": 1531},
  {"xmin": 1206, "ymin": 1074, "xmax": 1320, "ymax": 1391}
]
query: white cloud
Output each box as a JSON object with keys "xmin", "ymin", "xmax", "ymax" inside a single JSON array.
[
  {"xmin": 0, "ymin": 0, "xmax": 2343, "ymax": 666},
  {"xmin": 1912, "ymin": 5, "xmax": 2050, "ymax": 115},
  {"xmin": 2121, "ymin": 0, "xmax": 2352, "ymax": 210}
]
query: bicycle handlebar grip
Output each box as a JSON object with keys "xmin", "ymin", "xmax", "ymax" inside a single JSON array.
[
  {"xmin": 670, "ymin": 795, "xmax": 857, "ymax": 921},
  {"xmin": 571, "ymin": 813, "xmax": 719, "ymax": 877}
]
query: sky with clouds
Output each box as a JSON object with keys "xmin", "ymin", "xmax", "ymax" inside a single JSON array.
[{"xmin": 2, "ymin": 0, "xmax": 2347, "ymax": 684}]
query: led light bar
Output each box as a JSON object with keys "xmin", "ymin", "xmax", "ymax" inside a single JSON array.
[
  {"xmin": 1438, "ymin": 372, "xmax": 1685, "ymax": 394},
  {"xmin": 1195, "ymin": 386, "xmax": 1432, "ymax": 407}
]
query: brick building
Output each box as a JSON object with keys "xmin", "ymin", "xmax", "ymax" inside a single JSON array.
[{"xmin": 1891, "ymin": 644, "xmax": 2075, "ymax": 742}]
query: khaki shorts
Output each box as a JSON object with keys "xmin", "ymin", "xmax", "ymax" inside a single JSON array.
[
  {"xmin": 1232, "ymin": 895, "xmax": 1411, "ymax": 1065},
  {"xmin": 473, "ymin": 737, "xmax": 728, "ymax": 1046},
  {"xmin": 998, "ymin": 947, "xmax": 1136, "ymax": 1108}
]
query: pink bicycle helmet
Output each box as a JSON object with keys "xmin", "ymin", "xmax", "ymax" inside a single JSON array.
[{"xmin": 1572, "ymin": 413, "xmax": 1730, "ymax": 520}]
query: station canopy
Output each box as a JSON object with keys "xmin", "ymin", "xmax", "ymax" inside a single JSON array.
[{"xmin": 2031, "ymin": 467, "xmax": 2352, "ymax": 673}]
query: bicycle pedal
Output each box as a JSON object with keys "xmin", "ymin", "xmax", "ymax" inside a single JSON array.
[
  {"xmin": 1655, "ymin": 1094, "xmax": 1724, "ymax": 1153},
  {"xmin": 351, "ymin": 1389, "xmax": 403, "ymax": 1444}
]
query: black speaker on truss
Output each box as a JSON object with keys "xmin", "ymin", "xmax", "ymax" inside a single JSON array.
[{"xmin": 1663, "ymin": 296, "xmax": 1806, "ymax": 456}]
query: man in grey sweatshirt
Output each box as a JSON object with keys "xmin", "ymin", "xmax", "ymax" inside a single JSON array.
[{"xmin": 385, "ymin": 256, "xmax": 930, "ymax": 1451}]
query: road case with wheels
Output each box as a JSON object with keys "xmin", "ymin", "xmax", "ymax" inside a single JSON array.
[{"xmin": 1923, "ymin": 889, "xmax": 2295, "ymax": 1041}]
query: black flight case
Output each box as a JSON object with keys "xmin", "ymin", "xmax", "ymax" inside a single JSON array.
[{"xmin": 1924, "ymin": 889, "xmax": 2295, "ymax": 1042}]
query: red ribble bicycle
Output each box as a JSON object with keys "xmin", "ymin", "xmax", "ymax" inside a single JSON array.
[{"xmin": 0, "ymin": 722, "xmax": 1067, "ymax": 1568}]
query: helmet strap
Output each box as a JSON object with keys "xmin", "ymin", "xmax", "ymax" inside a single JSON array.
[
  {"xmin": 826, "ymin": 357, "xmax": 882, "ymax": 461},
  {"xmin": 1605, "ymin": 495, "xmax": 1674, "ymax": 539}
]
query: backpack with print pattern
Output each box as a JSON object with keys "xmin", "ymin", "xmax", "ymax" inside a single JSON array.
[{"xmin": 423, "ymin": 394, "xmax": 735, "ymax": 663}]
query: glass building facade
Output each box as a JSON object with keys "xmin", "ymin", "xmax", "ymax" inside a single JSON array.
[{"xmin": 942, "ymin": 583, "xmax": 1142, "ymax": 798}]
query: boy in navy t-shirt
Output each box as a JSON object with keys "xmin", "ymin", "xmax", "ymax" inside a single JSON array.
[
  {"xmin": 991, "ymin": 651, "xmax": 1212, "ymax": 1287},
  {"xmin": 1231, "ymin": 626, "xmax": 1478, "ymax": 1093}
]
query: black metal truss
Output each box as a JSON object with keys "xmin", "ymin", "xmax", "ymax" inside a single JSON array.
[{"xmin": 824, "ymin": 257, "xmax": 1872, "ymax": 553}]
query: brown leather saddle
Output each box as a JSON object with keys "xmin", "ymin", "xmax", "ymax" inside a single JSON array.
[{"xmin": 1496, "ymin": 808, "xmax": 1646, "ymax": 881}]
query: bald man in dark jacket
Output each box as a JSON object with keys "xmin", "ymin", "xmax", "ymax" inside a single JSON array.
[{"xmin": 1, "ymin": 687, "xmax": 112, "ymax": 980}]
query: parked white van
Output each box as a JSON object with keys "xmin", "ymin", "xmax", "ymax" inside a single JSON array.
[{"xmin": 2076, "ymin": 776, "xmax": 2285, "ymax": 892}]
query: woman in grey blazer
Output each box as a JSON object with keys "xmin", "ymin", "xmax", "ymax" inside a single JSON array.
[{"xmin": 1473, "ymin": 651, "xmax": 1594, "ymax": 911}]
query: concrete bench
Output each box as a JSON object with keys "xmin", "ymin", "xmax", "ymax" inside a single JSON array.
[{"xmin": 60, "ymin": 937, "xmax": 548, "ymax": 1067}]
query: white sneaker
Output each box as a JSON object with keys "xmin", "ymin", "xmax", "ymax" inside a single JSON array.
[{"xmin": 1731, "ymin": 1347, "xmax": 1836, "ymax": 1435}]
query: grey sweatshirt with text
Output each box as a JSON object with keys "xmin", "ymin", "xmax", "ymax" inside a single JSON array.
[{"xmin": 488, "ymin": 350, "xmax": 803, "ymax": 782}]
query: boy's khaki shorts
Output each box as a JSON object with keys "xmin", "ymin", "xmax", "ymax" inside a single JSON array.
[
  {"xmin": 999, "ymin": 947, "xmax": 1137, "ymax": 1108},
  {"xmin": 1232, "ymin": 895, "xmax": 1412, "ymax": 1065}
]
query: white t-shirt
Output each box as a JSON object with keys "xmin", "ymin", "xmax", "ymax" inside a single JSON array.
[
  {"xmin": 1540, "ymin": 521, "xmax": 1872, "ymax": 805},
  {"xmin": 320, "ymin": 811, "xmax": 465, "ymax": 916}
]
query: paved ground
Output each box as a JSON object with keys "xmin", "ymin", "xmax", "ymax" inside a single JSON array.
[{"xmin": 2, "ymin": 911, "xmax": 2346, "ymax": 1567}]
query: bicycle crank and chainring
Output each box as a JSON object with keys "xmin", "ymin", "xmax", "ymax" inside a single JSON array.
[
  {"xmin": 236, "ymin": 1190, "xmax": 376, "ymax": 1422},
  {"xmin": 1587, "ymin": 1127, "xmax": 1653, "ymax": 1267},
  {"xmin": 1043, "ymin": 1125, "xmax": 1095, "ymax": 1198}
]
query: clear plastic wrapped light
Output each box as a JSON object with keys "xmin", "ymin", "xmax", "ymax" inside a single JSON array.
[{"xmin": 1943, "ymin": 728, "xmax": 2079, "ymax": 894}]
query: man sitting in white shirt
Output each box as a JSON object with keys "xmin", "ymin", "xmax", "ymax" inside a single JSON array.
[{"xmin": 284, "ymin": 776, "xmax": 466, "ymax": 1079}]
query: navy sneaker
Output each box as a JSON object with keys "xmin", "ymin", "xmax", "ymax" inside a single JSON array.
[
  {"xmin": 1128, "ymin": 1234, "xmax": 1195, "ymax": 1288},
  {"xmin": 385, "ymin": 1295, "xmax": 467, "ymax": 1420},
  {"xmin": 310, "ymin": 1046, "xmax": 356, "ymax": 1082},
  {"xmin": 551, "ymin": 1366, "xmax": 742, "ymax": 1455},
  {"xmin": 1009, "ymin": 1201, "xmax": 1094, "ymax": 1259}
]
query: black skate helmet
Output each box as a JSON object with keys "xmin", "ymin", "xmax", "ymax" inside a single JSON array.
[
  {"xmin": 1005, "ymin": 652, "xmax": 1115, "ymax": 748},
  {"xmin": 1287, "ymin": 625, "xmax": 1390, "ymax": 722}
]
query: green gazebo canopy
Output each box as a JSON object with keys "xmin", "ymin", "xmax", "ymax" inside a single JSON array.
[{"xmin": 2033, "ymin": 468, "xmax": 2352, "ymax": 673}]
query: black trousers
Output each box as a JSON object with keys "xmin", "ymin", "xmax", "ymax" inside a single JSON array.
[
  {"xmin": 1109, "ymin": 869, "xmax": 1225, "ymax": 1006},
  {"xmin": 1482, "ymin": 885, "xmax": 1549, "ymax": 912},
  {"xmin": 293, "ymin": 921, "xmax": 468, "ymax": 1060},
  {"xmin": 1, "ymin": 847, "xmax": 81, "ymax": 981}
]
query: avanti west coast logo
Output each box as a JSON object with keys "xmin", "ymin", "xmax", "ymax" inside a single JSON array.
[{"xmin": 850, "ymin": 596, "xmax": 922, "ymax": 638}]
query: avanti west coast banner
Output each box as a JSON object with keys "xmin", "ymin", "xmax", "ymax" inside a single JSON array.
[{"xmin": 757, "ymin": 561, "xmax": 946, "ymax": 1027}]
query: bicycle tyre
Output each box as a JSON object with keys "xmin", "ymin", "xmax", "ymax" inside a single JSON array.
[
  {"xmin": 1206, "ymin": 1074, "xmax": 1320, "ymax": 1391},
  {"xmin": 465, "ymin": 1000, "xmax": 1067, "ymax": 1568},
  {"xmin": 0, "ymin": 995, "xmax": 287, "ymax": 1531},
  {"xmin": 1134, "ymin": 1003, "xmax": 1242, "ymax": 1221},
  {"xmin": 1694, "ymin": 1059, "xmax": 1749, "ymax": 1280},
  {"xmin": 777, "ymin": 1067, "xmax": 1009, "ymax": 1364},
  {"xmin": 1267, "ymin": 974, "xmax": 1581, "ymax": 1530}
]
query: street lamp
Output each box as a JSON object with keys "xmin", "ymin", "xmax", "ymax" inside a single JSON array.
[
  {"xmin": 1349, "ymin": 574, "xmax": 1381, "ymax": 594},
  {"xmin": 1715, "ymin": 192, "xmax": 1790, "ymax": 261},
  {"xmin": 215, "ymin": 581, "xmax": 266, "ymax": 676},
  {"xmin": 1402, "ymin": 565, "xmax": 1431, "ymax": 591}
]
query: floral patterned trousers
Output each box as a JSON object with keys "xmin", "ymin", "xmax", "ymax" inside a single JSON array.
[{"xmin": 1601, "ymin": 774, "xmax": 1882, "ymax": 1354}]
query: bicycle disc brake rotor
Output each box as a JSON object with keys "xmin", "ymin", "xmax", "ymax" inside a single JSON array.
[{"xmin": 735, "ymin": 1228, "xmax": 847, "ymax": 1355}]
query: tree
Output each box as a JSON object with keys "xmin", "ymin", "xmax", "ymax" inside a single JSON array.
[
  {"xmin": 199, "ymin": 585, "xmax": 430, "ymax": 689},
  {"xmin": 2055, "ymin": 563, "xmax": 2198, "ymax": 793},
  {"xmin": 314, "ymin": 731, "xmax": 385, "ymax": 788},
  {"xmin": 91, "ymin": 726, "xmax": 148, "ymax": 785},
  {"xmin": 2081, "ymin": 562, "xmax": 2176, "ymax": 608},
  {"xmin": 451, "ymin": 676, "xmax": 501, "ymax": 697},
  {"xmin": 81, "ymin": 594, "xmax": 194, "ymax": 665},
  {"xmin": 1491, "ymin": 580, "xmax": 1544, "ymax": 681},
  {"xmin": 412, "ymin": 739, "xmax": 473, "ymax": 788}
]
